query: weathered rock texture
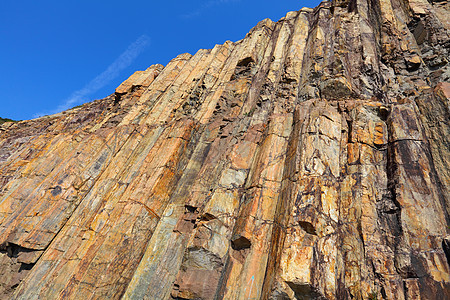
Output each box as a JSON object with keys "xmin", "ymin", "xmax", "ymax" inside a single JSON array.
[{"xmin": 1, "ymin": 0, "xmax": 449, "ymax": 299}]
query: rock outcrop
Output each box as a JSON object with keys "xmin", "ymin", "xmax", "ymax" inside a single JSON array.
[{"xmin": 0, "ymin": 0, "xmax": 449, "ymax": 299}]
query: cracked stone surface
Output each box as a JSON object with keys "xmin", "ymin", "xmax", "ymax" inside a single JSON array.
[{"xmin": 0, "ymin": 0, "xmax": 449, "ymax": 299}]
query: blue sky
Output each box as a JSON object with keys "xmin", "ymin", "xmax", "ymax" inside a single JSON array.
[{"xmin": 1, "ymin": 0, "xmax": 321, "ymax": 120}]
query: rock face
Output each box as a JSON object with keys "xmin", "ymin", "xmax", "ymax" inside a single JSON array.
[{"xmin": 0, "ymin": 0, "xmax": 449, "ymax": 299}]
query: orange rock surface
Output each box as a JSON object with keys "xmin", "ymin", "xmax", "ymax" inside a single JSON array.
[{"xmin": 0, "ymin": 0, "xmax": 449, "ymax": 299}]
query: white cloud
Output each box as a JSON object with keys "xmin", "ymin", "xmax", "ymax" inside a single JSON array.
[
  {"xmin": 34, "ymin": 34, "xmax": 150, "ymax": 118},
  {"xmin": 181, "ymin": 0, "xmax": 241, "ymax": 19}
]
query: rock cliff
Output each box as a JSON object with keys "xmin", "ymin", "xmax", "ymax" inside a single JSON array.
[{"xmin": 0, "ymin": 0, "xmax": 449, "ymax": 299}]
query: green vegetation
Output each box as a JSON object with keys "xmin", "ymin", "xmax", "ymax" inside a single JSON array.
[
  {"xmin": 368, "ymin": 291, "xmax": 378, "ymax": 300},
  {"xmin": 0, "ymin": 117, "xmax": 19, "ymax": 125},
  {"xmin": 244, "ymin": 107, "xmax": 256, "ymax": 117},
  {"xmin": 71, "ymin": 104, "xmax": 84, "ymax": 110}
]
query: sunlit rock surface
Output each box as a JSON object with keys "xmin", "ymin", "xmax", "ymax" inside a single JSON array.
[{"xmin": 0, "ymin": 0, "xmax": 449, "ymax": 299}]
